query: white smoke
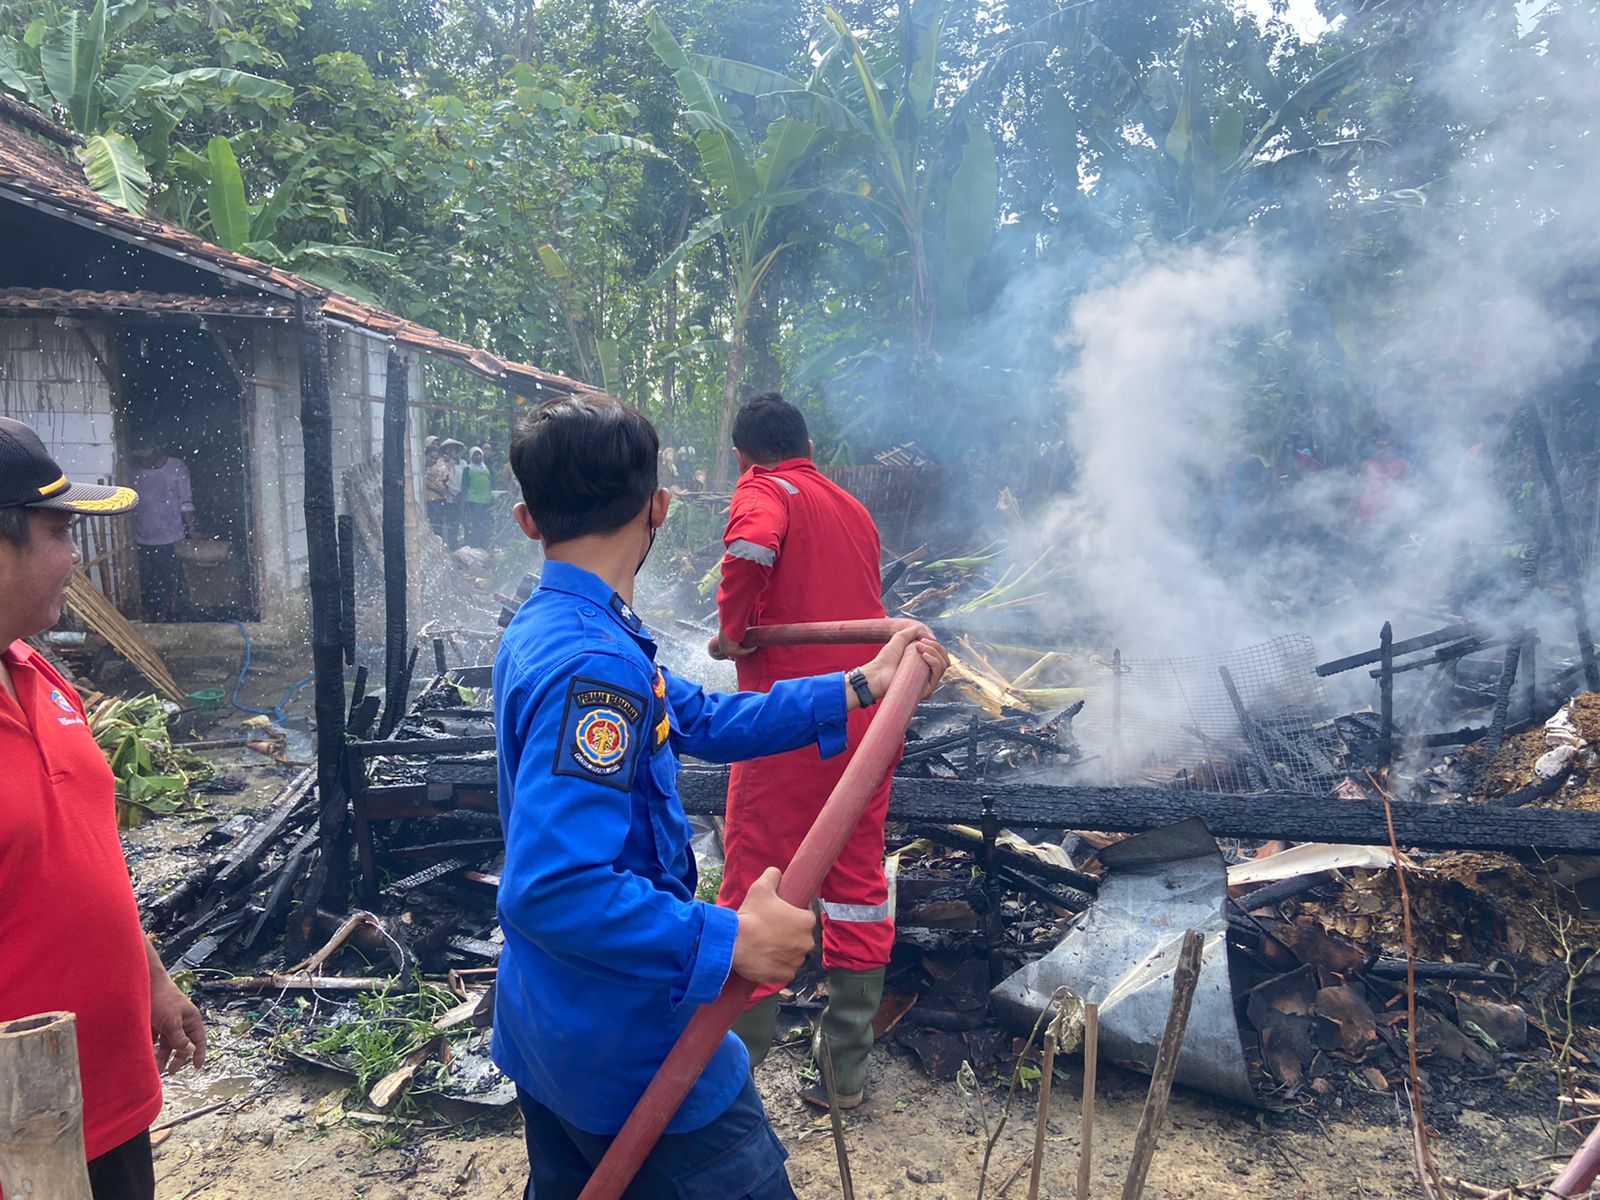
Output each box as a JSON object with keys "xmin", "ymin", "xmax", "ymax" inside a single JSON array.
[
  {"xmin": 1045, "ymin": 242, "xmax": 1289, "ymax": 655},
  {"xmin": 1033, "ymin": 3, "xmax": 1600, "ymax": 676}
]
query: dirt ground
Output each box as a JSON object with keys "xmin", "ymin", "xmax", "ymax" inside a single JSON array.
[
  {"xmin": 127, "ymin": 736, "xmax": 1566, "ymax": 1200},
  {"xmin": 144, "ymin": 1021, "xmax": 1557, "ymax": 1200}
]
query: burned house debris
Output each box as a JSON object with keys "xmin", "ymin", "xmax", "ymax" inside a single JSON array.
[
  {"xmin": 105, "ymin": 450, "xmax": 1600, "ymax": 1197},
  {"xmin": 4, "ymin": 8, "xmax": 1600, "ymax": 1197}
]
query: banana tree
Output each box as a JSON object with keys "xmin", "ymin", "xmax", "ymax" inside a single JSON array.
[
  {"xmin": 645, "ymin": 11, "xmax": 824, "ymax": 484},
  {"xmin": 0, "ymin": 0, "xmax": 291, "ymax": 215},
  {"xmin": 695, "ymin": 2, "xmax": 999, "ymax": 374},
  {"xmin": 182, "ymin": 135, "xmax": 396, "ymax": 301}
]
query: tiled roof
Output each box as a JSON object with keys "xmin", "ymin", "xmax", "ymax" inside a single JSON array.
[
  {"xmin": 0, "ymin": 107, "xmax": 593, "ymax": 397},
  {"xmin": 0, "ymin": 286, "xmax": 296, "ymax": 318}
]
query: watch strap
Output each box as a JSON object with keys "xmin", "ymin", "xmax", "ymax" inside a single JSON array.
[{"xmin": 848, "ymin": 667, "xmax": 876, "ymax": 709}]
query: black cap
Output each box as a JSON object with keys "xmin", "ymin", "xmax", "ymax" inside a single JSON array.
[{"xmin": 0, "ymin": 416, "xmax": 138, "ymax": 514}]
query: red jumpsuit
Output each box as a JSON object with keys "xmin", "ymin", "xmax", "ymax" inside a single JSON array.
[{"xmin": 715, "ymin": 458, "xmax": 896, "ymax": 997}]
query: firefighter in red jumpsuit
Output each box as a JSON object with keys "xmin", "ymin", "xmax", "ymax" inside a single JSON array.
[{"xmin": 709, "ymin": 393, "xmax": 893, "ymax": 1109}]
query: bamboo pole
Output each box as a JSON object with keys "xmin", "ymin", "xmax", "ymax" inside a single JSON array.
[
  {"xmin": 1120, "ymin": 931, "xmax": 1204, "ymax": 1200},
  {"xmin": 63, "ymin": 569, "xmax": 184, "ymax": 701},
  {"xmin": 1027, "ymin": 1010, "xmax": 1061, "ymax": 1200},
  {"xmin": 0, "ymin": 1012, "xmax": 94, "ymax": 1200},
  {"xmin": 1077, "ymin": 1002, "xmax": 1099, "ymax": 1200}
]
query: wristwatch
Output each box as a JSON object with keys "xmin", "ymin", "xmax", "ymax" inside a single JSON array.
[{"xmin": 847, "ymin": 667, "xmax": 877, "ymax": 709}]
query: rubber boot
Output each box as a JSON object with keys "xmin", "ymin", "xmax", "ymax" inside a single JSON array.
[
  {"xmin": 730, "ymin": 994, "xmax": 781, "ymax": 1071},
  {"xmin": 800, "ymin": 966, "xmax": 885, "ymax": 1110}
]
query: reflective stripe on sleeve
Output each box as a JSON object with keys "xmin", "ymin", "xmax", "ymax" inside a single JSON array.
[
  {"xmin": 769, "ymin": 476, "xmax": 800, "ymax": 495},
  {"xmin": 819, "ymin": 898, "xmax": 891, "ymax": 923},
  {"xmin": 726, "ymin": 538, "xmax": 777, "ymax": 567}
]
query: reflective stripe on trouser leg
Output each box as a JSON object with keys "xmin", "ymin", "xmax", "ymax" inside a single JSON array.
[{"xmin": 818, "ymin": 898, "xmax": 890, "ymax": 923}]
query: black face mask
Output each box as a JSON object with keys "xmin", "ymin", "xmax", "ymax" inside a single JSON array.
[{"xmin": 636, "ymin": 506, "xmax": 658, "ymax": 576}]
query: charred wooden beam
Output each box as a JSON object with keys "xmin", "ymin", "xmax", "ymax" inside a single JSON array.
[
  {"xmin": 381, "ymin": 349, "xmax": 410, "ymax": 738},
  {"xmin": 242, "ymin": 825, "xmax": 318, "ymax": 949},
  {"xmin": 193, "ymin": 766, "xmax": 316, "ymax": 909},
  {"xmin": 1470, "ymin": 639, "xmax": 1524, "ymax": 799},
  {"xmin": 1378, "ymin": 621, "xmax": 1394, "ymax": 753},
  {"xmin": 670, "ymin": 771, "xmax": 1600, "ymax": 854},
  {"xmin": 1522, "ymin": 405, "xmax": 1600, "ymax": 691},
  {"xmin": 347, "ymin": 735, "xmax": 497, "ymax": 761},
  {"xmin": 1234, "ymin": 871, "xmax": 1333, "ymax": 912},
  {"xmin": 1316, "ymin": 624, "xmax": 1479, "ymax": 677},
  {"xmin": 337, "ymin": 513, "xmax": 356, "ymax": 666},
  {"xmin": 1367, "ymin": 637, "xmax": 1490, "ymax": 678},
  {"xmin": 297, "ymin": 300, "xmax": 351, "ymax": 906},
  {"xmin": 1418, "ymin": 717, "xmax": 1539, "ymax": 748}
]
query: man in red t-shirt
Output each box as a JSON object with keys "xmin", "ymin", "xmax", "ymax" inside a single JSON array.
[
  {"xmin": 0, "ymin": 417, "xmax": 206, "ymax": 1200},
  {"xmin": 708, "ymin": 394, "xmax": 895, "ymax": 1109}
]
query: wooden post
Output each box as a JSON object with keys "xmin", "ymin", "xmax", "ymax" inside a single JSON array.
[
  {"xmin": 1027, "ymin": 1010, "xmax": 1061, "ymax": 1200},
  {"xmin": 337, "ymin": 513, "xmax": 357, "ymax": 666},
  {"xmin": 0, "ymin": 1012, "xmax": 94, "ymax": 1200},
  {"xmin": 1521, "ymin": 629, "xmax": 1538, "ymax": 722},
  {"xmin": 1522, "ymin": 405, "xmax": 1600, "ymax": 692},
  {"xmin": 380, "ymin": 349, "xmax": 410, "ymax": 738},
  {"xmin": 1379, "ymin": 622, "xmax": 1395, "ymax": 758},
  {"xmin": 1471, "ymin": 641, "xmax": 1523, "ymax": 800},
  {"xmin": 297, "ymin": 301, "xmax": 350, "ymax": 904},
  {"xmin": 1109, "ymin": 648, "xmax": 1122, "ymax": 783},
  {"xmin": 1077, "ymin": 1002, "xmax": 1100, "ymax": 1200},
  {"xmin": 1120, "ymin": 929, "xmax": 1204, "ymax": 1200}
]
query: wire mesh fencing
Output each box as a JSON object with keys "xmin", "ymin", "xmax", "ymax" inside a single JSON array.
[{"xmin": 1074, "ymin": 635, "xmax": 1353, "ymax": 794}]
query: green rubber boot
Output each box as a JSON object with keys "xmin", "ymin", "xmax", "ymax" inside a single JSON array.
[
  {"xmin": 730, "ymin": 994, "xmax": 781, "ymax": 1071},
  {"xmin": 801, "ymin": 966, "xmax": 885, "ymax": 1110}
]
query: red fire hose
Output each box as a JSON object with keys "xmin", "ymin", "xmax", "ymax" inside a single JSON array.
[
  {"xmin": 1547, "ymin": 1120, "xmax": 1600, "ymax": 1198},
  {"xmin": 575, "ymin": 618, "xmax": 933, "ymax": 1200}
]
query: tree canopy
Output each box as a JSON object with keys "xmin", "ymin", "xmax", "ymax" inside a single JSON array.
[{"xmin": 3, "ymin": 0, "xmax": 1596, "ymax": 482}]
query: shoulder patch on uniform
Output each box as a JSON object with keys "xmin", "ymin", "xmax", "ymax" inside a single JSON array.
[
  {"xmin": 553, "ymin": 675, "xmax": 647, "ymax": 791},
  {"xmin": 652, "ymin": 669, "xmax": 671, "ymax": 749},
  {"xmin": 608, "ymin": 592, "xmax": 643, "ymax": 632}
]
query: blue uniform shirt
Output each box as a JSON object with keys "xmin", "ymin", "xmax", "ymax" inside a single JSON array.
[{"xmin": 491, "ymin": 560, "xmax": 849, "ymax": 1135}]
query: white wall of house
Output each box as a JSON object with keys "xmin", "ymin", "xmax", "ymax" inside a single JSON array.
[
  {"xmin": 0, "ymin": 318, "xmax": 428, "ymax": 632},
  {"xmin": 0, "ymin": 319, "xmax": 117, "ymax": 482},
  {"xmin": 247, "ymin": 324, "xmax": 425, "ymax": 627}
]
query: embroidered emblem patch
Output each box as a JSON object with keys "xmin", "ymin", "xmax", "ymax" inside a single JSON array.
[
  {"xmin": 49, "ymin": 688, "xmax": 75, "ymax": 714},
  {"xmin": 575, "ymin": 709, "xmax": 629, "ymax": 771},
  {"xmin": 554, "ymin": 676, "xmax": 646, "ymax": 791}
]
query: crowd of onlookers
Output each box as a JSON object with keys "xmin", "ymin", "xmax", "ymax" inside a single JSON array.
[{"xmin": 423, "ymin": 434, "xmax": 500, "ymax": 549}]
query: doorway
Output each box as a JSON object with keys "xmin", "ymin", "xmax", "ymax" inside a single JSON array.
[{"xmin": 118, "ymin": 326, "xmax": 259, "ymax": 622}]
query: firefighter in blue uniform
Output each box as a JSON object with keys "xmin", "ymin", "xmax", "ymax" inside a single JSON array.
[{"xmin": 493, "ymin": 394, "xmax": 947, "ymax": 1199}]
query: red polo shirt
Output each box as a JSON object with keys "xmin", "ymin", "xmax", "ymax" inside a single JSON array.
[{"xmin": 0, "ymin": 642, "xmax": 162, "ymax": 1160}]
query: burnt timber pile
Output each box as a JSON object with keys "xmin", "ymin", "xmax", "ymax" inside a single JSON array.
[
  {"xmin": 141, "ymin": 597, "xmax": 1600, "ymax": 1131},
  {"xmin": 133, "ymin": 408, "xmax": 1600, "ymax": 1189}
]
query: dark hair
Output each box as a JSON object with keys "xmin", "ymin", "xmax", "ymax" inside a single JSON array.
[
  {"xmin": 732, "ymin": 392, "xmax": 809, "ymax": 463},
  {"xmin": 0, "ymin": 506, "xmax": 30, "ymax": 546},
  {"xmin": 510, "ymin": 396, "xmax": 659, "ymax": 543}
]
